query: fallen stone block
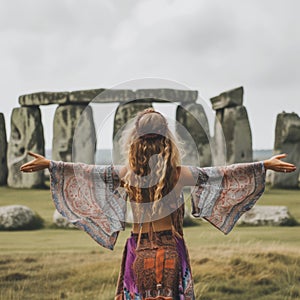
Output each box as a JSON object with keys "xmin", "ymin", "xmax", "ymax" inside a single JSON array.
[
  {"xmin": 0, "ymin": 205, "xmax": 43, "ymax": 230},
  {"xmin": 238, "ymin": 205, "xmax": 297, "ymax": 226}
]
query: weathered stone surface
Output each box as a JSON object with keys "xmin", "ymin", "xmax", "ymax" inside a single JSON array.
[
  {"xmin": 7, "ymin": 107, "xmax": 45, "ymax": 188},
  {"xmin": 52, "ymin": 104, "xmax": 96, "ymax": 163},
  {"xmin": 136, "ymin": 89, "xmax": 198, "ymax": 103},
  {"xmin": 238, "ymin": 205, "xmax": 296, "ymax": 226},
  {"xmin": 213, "ymin": 105, "xmax": 253, "ymax": 165},
  {"xmin": 69, "ymin": 89, "xmax": 105, "ymax": 103},
  {"xmin": 18, "ymin": 88, "xmax": 199, "ymax": 106},
  {"xmin": 73, "ymin": 106, "xmax": 97, "ymax": 163},
  {"xmin": 210, "ymin": 86, "xmax": 243, "ymax": 110},
  {"xmin": 53, "ymin": 209, "xmax": 76, "ymax": 229},
  {"xmin": 0, "ymin": 205, "xmax": 43, "ymax": 230},
  {"xmin": 176, "ymin": 103, "xmax": 212, "ymax": 166},
  {"xmin": 271, "ymin": 112, "xmax": 300, "ymax": 188},
  {"xmin": 113, "ymin": 101, "xmax": 153, "ymax": 164},
  {"xmin": 19, "ymin": 92, "xmax": 69, "ymax": 106},
  {"xmin": 0, "ymin": 113, "xmax": 8, "ymax": 185},
  {"xmin": 93, "ymin": 89, "xmax": 136, "ymax": 103}
]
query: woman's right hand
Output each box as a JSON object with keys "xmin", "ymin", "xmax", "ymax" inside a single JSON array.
[
  {"xmin": 263, "ymin": 154, "xmax": 296, "ymax": 173},
  {"xmin": 20, "ymin": 152, "xmax": 50, "ymax": 173}
]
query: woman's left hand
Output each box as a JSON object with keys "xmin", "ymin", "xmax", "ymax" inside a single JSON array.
[{"xmin": 263, "ymin": 154, "xmax": 296, "ymax": 173}]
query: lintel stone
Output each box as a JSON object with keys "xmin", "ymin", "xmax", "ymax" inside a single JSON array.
[
  {"xmin": 19, "ymin": 92, "xmax": 69, "ymax": 106},
  {"xmin": 210, "ymin": 86, "xmax": 243, "ymax": 110},
  {"xmin": 136, "ymin": 89, "xmax": 198, "ymax": 103},
  {"xmin": 86, "ymin": 89, "xmax": 136, "ymax": 103},
  {"xmin": 69, "ymin": 89, "xmax": 105, "ymax": 103}
]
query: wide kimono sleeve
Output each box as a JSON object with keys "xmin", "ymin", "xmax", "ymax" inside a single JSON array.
[
  {"xmin": 49, "ymin": 160, "xmax": 127, "ymax": 250},
  {"xmin": 189, "ymin": 162, "xmax": 266, "ymax": 234}
]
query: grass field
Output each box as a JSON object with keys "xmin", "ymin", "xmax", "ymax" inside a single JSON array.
[{"xmin": 0, "ymin": 186, "xmax": 299, "ymax": 299}]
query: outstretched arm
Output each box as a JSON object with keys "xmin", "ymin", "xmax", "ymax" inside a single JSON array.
[
  {"xmin": 20, "ymin": 152, "xmax": 129, "ymax": 177},
  {"xmin": 181, "ymin": 154, "xmax": 296, "ymax": 235},
  {"xmin": 178, "ymin": 153, "xmax": 296, "ymax": 187},
  {"xmin": 20, "ymin": 151, "xmax": 126, "ymax": 250}
]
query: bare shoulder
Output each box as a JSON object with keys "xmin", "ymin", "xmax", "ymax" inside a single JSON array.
[
  {"xmin": 116, "ymin": 165, "xmax": 127, "ymax": 179},
  {"xmin": 177, "ymin": 165, "xmax": 198, "ymax": 187}
]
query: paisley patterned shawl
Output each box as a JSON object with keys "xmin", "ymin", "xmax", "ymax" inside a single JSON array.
[
  {"xmin": 189, "ymin": 162, "xmax": 266, "ymax": 234},
  {"xmin": 49, "ymin": 161, "xmax": 127, "ymax": 250}
]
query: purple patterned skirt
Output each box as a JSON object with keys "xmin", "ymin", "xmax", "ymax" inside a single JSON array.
[{"xmin": 115, "ymin": 230, "xmax": 195, "ymax": 299}]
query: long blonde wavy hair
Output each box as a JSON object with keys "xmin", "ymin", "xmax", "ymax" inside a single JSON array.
[{"xmin": 122, "ymin": 108, "xmax": 181, "ymax": 221}]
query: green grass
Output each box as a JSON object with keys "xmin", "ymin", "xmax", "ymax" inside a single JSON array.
[
  {"xmin": 0, "ymin": 186, "xmax": 299, "ymax": 299},
  {"xmin": 0, "ymin": 186, "xmax": 54, "ymax": 225},
  {"xmin": 260, "ymin": 186, "xmax": 300, "ymax": 220}
]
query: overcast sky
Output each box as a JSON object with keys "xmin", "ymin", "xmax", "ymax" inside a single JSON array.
[{"xmin": 0, "ymin": 0, "xmax": 299, "ymax": 150}]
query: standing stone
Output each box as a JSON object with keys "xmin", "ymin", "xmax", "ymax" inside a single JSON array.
[
  {"xmin": 0, "ymin": 113, "xmax": 8, "ymax": 185},
  {"xmin": 52, "ymin": 105, "xmax": 96, "ymax": 164},
  {"xmin": 176, "ymin": 103, "xmax": 212, "ymax": 166},
  {"xmin": 7, "ymin": 107, "xmax": 45, "ymax": 188},
  {"xmin": 271, "ymin": 112, "xmax": 300, "ymax": 188},
  {"xmin": 113, "ymin": 101, "xmax": 153, "ymax": 164},
  {"xmin": 211, "ymin": 87, "xmax": 253, "ymax": 165}
]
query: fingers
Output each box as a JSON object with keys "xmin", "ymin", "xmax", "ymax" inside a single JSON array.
[
  {"xmin": 20, "ymin": 152, "xmax": 43, "ymax": 171},
  {"xmin": 20, "ymin": 161, "xmax": 35, "ymax": 170},
  {"xmin": 20, "ymin": 163, "xmax": 44, "ymax": 172},
  {"xmin": 273, "ymin": 153, "xmax": 287, "ymax": 160},
  {"xmin": 27, "ymin": 151, "xmax": 41, "ymax": 158},
  {"xmin": 276, "ymin": 162, "xmax": 297, "ymax": 173},
  {"xmin": 20, "ymin": 165, "xmax": 38, "ymax": 172},
  {"xmin": 20, "ymin": 163, "xmax": 34, "ymax": 172},
  {"xmin": 281, "ymin": 162, "xmax": 296, "ymax": 168}
]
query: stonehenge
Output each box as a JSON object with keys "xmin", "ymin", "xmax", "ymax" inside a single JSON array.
[
  {"xmin": 176, "ymin": 103, "xmax": 212, "ymax": 167},
  {"xmin": 135, "ymin": 89, "xmax": 198, "ymax": 103},
  {"xmin": 1, "ymin": 86, "xmax": 298, "ymax": 189},
  {"xmin": 270, "ymin": 112, "xmax": 300, "ymax": 188},
  {"xmin": 210, "ymin": 87, "xmax": 253, "ymax": 165},
  {"xmin": 7, "ymin": 107, "xmax": 45, "ymax": 188},
  {"xmin": 52, "ymin": 104, "xmax": 96, "ymax": 164},
  {"xmin": 0, "ymin": 113, "xmax": 8, "ymax": 185},
  {"xmin": 6, "ymin": 88, "xmax": 201, "ymax": 187}
]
